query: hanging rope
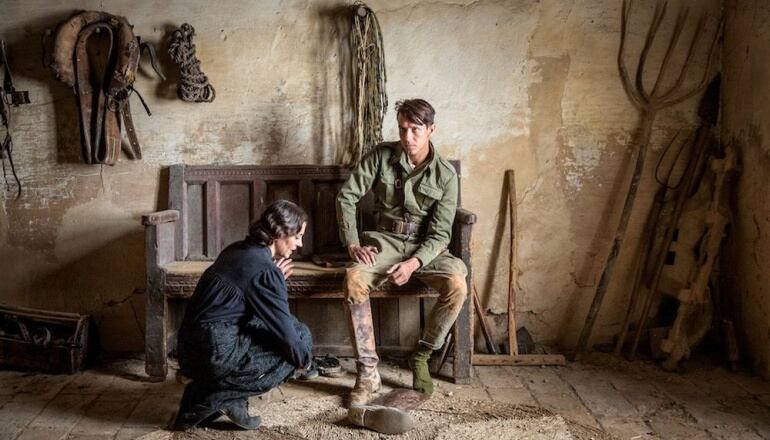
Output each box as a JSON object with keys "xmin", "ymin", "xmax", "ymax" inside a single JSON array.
[
  {"xmin": 348, "ymin": 3, "xmax": 387, "ymax": 166},
  {"xmin": 168, "ymin": 23, "xmax": 216, "ymax": 103}
]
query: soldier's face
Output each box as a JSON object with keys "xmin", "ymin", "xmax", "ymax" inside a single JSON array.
[{"xmin": 398, "ymin": 114, "xmax": 435, "ymax": 160}]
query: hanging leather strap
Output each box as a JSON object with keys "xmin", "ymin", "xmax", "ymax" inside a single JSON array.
[
  {"xmin": 75, "ymin": 22, "xmax": 135, "ymax": 166},
  {"xmin": 121, "ymin": 99, "xmax": 142, "ymax": 160},
  {"xmin": 1, "ymin": 40, "xmax": 29, "ymax": 199}
]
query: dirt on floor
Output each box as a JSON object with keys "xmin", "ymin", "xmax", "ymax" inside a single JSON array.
[{"xmin": 138, "ymin": 394, "xmax": 615, "ymax": 440}]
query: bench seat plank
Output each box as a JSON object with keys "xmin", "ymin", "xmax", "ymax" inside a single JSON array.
[{"xmin": 161, "ymin": 260, "xmax": 439, "ymax": 299}]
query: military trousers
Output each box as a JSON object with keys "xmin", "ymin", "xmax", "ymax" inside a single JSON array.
[{"xmin": 344, "ymin": 231, "xmax": 468, "ymax": 350}]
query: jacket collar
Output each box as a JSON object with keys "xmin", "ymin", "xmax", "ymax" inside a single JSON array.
[{"xmin": 389, "ymin": 141, "xmax": 435, "ymax": 175}]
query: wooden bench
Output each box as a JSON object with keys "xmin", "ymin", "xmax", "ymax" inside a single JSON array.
[{"xmin": 142, "ymin": 164, "xmax": 476, "ymax": 383}]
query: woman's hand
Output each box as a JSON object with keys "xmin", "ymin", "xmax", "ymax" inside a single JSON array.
[{"xmin": 276, "ymin": 257, "xmax": 294, "ymax": 280}]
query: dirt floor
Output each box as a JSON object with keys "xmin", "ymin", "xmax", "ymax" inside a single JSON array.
[
  {"xmin": 0, "ymin": 353, "xmax": 769, "ymax": 439},
  {"xmin": 141, "ymin": 394, "xmax": 610, "ymax": 440}
]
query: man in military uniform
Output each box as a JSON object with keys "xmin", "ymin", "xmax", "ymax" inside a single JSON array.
[{"xmin": 336, "ymin": 99, "xmax": 468, "ymax": 407}]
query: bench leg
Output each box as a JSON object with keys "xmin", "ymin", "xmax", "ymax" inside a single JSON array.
[
  {"xmin": 452, "ymin": 291, "xmax": 472, "ymax": 384},
  {"xmin": 145, "ymin": 284, "xmax": 168, "ymax": 381}
]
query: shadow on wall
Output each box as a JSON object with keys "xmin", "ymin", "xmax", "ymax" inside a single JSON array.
[
  {"xmin": 556, "ymin": 135, "xmax": 639, "ymax": 348},
  {"xmin": 253, "ymin": 105, "xmax": 292, "ymax": 164},
  {"xmin": 479, "ymin": 171, "xmax": 512, "ymax": 346},
  {"xmin": 153, "ymin": 166, "xmax": 170, "ymax": 213},
  {"xmin": 314, "ymin": 4, "xmax": 354, "ymax": 166},
  {"xmin": 17, "ymin": 229, "xmax": 149, "ymax": 354},
  {"xmin": 3, "ymin": 10, "xmax": 83, "ymax": 164},
  {"xmin": 150, "ymin": 23, "xmax": 183, "ymax": 101}
]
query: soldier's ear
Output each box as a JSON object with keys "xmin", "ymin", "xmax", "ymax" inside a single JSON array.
[{"xmin": 427, "ymin": 124, "xmax": 436, "ymax": 137}]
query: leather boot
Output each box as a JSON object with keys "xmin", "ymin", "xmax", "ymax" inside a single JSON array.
[
  {"xmin": 346, "ymin": 300, "xmax": 381, "ymax": 407},
  {"xmin": 347, "ymin": 405, "xmax": 415, "ymax": 434}
]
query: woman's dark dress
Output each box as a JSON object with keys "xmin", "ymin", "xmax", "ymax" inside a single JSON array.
[{"xmin": 176, "ymin": 239, "xmax": 312, "ymax": 410}]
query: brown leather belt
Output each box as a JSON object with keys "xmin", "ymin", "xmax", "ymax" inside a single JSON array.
[{"xmin": 377, "ymin": 217, "xmax": 425, "ymax": 237}]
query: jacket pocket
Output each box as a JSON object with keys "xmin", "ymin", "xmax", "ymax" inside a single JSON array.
[
  {"xmin": 376, "ymin": 170, "xmax": 398, "ymax": 208},
  {"xmin": 416, "ymin": 182, "xmax": 443, "ymax": 210}
]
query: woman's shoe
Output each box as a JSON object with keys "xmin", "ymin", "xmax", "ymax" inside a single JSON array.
[
  {"xmin": 222, "ymin": 399, "xmax": 262, "ymax": 430},
  {"xmin": 171, "ymin": 404, "xmax": 220, "ymax": 431}
]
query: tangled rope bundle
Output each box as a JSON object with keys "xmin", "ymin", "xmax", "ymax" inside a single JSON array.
[
  {"xmin": 348, "ymin": 3, "xmax": 387, "ymax": 166},
  {"xmin": 168, "ymin": 23, "xmax": 215, "ymax": 103}
]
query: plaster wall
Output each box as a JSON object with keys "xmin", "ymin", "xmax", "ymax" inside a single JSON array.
[
  {"xmin": 721, "ymin": 0, "xmax": 770, "ymax": 379},
  {"xmin": 0, "ymin": 0, "xmax": 721, "ymax": 353}
]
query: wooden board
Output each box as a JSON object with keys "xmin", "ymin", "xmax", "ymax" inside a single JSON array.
[
  {"xmin": 472, "ymin": 354, "xmax": 565, "ymax": 366},
  {"xmin": 370, "ymin": 388, "xmax": 429, "ymax": 411}
]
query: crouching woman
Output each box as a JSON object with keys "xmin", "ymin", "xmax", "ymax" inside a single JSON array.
[{"xmin": 173, "ymin": 200, "xmax": 312, "ymax": 430}]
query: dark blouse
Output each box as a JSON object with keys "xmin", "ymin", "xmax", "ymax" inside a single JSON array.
[{"xmin": 180, "ymin": 239, "xmax": 311, "ymax": 368}]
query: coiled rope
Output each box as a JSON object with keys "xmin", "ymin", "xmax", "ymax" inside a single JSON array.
[{"xmin": 168, "ymin": 23, "xmax": 215, "ymax": 103}]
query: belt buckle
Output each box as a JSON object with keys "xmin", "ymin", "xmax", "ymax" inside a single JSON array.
[
  {"xmin": 392, "ymin": 219, "xmax": 406, "ymax": 235},
  {"xmin": 402, "ymin": 214, "xmax": 417, "ymax": 236}
]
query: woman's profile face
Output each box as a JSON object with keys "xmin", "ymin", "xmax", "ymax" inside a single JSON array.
[{"xmin": 273, "ymin": 222, "xmax": 306, "ymax": 259}]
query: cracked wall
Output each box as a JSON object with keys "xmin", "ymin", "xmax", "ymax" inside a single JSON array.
[
  {"xmin": 721, "ymin": 0, "xmax": 770, "ymax": 379},
  {"xmin": 1, "ymin": 0, "xmax": 722, "ymax": 354}
]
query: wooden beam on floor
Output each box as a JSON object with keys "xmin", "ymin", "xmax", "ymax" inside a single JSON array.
[{"xmin": 472, "ymin": 354, "xmax": 566, "ymax": 366}]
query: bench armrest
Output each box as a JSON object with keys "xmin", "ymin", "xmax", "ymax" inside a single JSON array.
[
  {"xmin": 449, "ymin": 208, "xmax": 475, "ymax": 264},
  {"xmin": 142, "ymin": 210, "xmax": 179, "ymax": 226},
  {"xmin": 455, "ymin": 207, "xmax": 477, "ymax": 225},
  {"xmin": 143, "ymin": 210, "xmax": 178, "ymax": 268}
]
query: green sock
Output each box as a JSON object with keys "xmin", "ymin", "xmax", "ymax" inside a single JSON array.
[{"xmin": 409, "ymin": 348, "xmax": 433, "ymax": 396}]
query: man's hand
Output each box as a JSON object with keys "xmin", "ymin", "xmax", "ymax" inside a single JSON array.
[
  {"xmin": 386, "ymin": 257, "xmax": 421, "ymax": 286},
  {"xmin": 276, "ymin": 258, "xmax": 294, "ymax": 280},
  {"xmin": 348, "ymin": 244, "xmax": 379, "ymax": 266}
]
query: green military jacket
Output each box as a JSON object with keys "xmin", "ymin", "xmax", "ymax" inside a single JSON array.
[{"xmin": 336, "ymin": 141, "xmax": 459, "ymax": 267}]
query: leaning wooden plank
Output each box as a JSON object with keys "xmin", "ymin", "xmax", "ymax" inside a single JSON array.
[
  {"xmin": 506, "ymin": 169, "xmax": 519, "ymax": 356},
  {"xmin": 472, "ymin": 354, "xmax": 565, "ymax": 366}
]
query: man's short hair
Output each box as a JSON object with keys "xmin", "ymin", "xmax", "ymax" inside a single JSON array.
[{"xmin": 395, "ymin": 99, "xmax": 435, "ymax": 126}]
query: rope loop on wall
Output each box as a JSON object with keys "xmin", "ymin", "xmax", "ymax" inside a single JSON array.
[{"xmin": 168, "ymin": 23, "xmax": 216, "ymax": 103}]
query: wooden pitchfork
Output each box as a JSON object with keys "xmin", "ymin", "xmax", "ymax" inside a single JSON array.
[{"xmin": 571, "ymin": 0, "xmax": 722, "ymax": 360}]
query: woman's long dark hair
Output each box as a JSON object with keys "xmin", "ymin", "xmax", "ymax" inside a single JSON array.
[{"xmin": 248, "ymin": 200, "xmax": 308, "ymax": 246}]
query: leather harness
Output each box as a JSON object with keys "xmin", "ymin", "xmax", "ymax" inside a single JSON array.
[
  {"xmin": 47, "ymin": 11, "xmax": 163, "ymax": 165},
  {"xmin": 376, "ymin": 150, "xmax": 427, "ymax": 238},
  {"xmin": 0, "ymin": 40, "xmax": 30, "ymax": 199}
]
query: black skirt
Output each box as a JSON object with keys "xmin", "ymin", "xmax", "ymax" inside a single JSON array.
[{"xmin": 177, "ymin": 317, "xmax": 312, "ymax": 408}]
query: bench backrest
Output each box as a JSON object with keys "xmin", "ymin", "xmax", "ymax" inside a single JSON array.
[{"xmin": 168, "ymin": 162, "xmax": 460, "ymax": 262}]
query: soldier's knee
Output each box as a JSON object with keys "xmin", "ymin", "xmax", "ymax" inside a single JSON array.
[
  {"xmin": 344, "ymin": 267, "xmax": 371, "ymax": 304},
  {"xmin": 439, "ymin": 274, "xmax": 468, "ymax": 307}
]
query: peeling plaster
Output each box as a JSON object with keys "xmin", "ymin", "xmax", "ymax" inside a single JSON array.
[{"xmin": 562, "ymin": 127, "xmax": 604, "ymax": 195}]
